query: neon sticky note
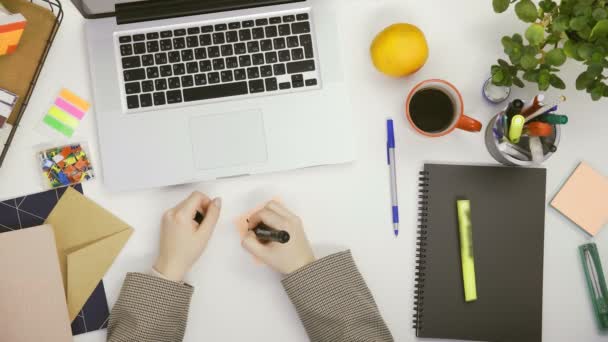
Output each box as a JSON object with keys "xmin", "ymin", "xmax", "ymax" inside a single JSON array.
[
  {"xmin": 47, "ymin": 106, "xmax": 79, "ymax": 128},
  {"xmin": 55, "ymin": 97, "xmax": 85, "ymax": 120},
  {"xmin": 43, "ymin": 115, "xmax": 74, "ymax": 137},
  {"xmin": 41, "ymin": 89, "xmax": 90, "ymax": 137},
  {"xmin": 59, "ymin": 89, "xmax": 90, "ymax": 112}
]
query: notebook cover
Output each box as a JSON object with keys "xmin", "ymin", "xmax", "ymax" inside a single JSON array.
[
  {"xmin": 0, "ymin": 225, "xmax": 72, "ymax": 342},
  {"xmin": 414, "ymin": 164, "xmax": 546, "ymax": 342},
  {"xmin": 551, "ymin": 162, "xmax": 608, "ymax": 236},
  {"xmin": 0, "ymin": 184, "xmax": 110, "ymax": 335}
]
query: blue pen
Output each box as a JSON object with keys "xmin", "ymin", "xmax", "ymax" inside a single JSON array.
[{"xmin": 386, "ymin": 119, "xmax": 400, "ymax": 237}]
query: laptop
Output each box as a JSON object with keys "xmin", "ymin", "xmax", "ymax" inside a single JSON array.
[{"xmin": 72, "ymin": 0, "xmax": 355, "ymax": 192}]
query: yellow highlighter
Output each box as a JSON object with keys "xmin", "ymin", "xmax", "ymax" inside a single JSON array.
[
  {"xmin": 508, "ymin": 115, "xmax": 525, "ymax": 144},
  {"xmin": 457, "ymin": 200, "xmax": 477, "ymax": 302}
]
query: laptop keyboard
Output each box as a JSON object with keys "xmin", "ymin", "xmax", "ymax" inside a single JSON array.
[{"xmin": 117, "ymin": 12, "xmax": 319, "ymax": 112}]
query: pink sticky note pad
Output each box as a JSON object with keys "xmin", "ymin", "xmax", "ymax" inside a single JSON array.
[
  {"xmin": 55, "ymin": 97, "xmax": 85, "ymax": 120},
  {"xmin": 235, "ymin": 198, "xmax": 281, "ymax": 265}
]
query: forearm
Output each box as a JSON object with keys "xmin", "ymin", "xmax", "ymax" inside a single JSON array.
[
  {"xmin": 107, "ymin": 273, "xmax": 194, "ymax": 342},
  {"xmin": 282, "ymin": 250, "xmax": 394, "ymax": 342}
]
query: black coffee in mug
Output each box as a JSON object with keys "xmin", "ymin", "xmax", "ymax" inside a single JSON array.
[{"xmin": 409, "ymin": 88, "xmax": 455, "ymax": 133}]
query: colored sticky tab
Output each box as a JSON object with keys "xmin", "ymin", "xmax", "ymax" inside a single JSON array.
[
  {"xmin": 41, "ymin": 89, "xmax": 90, "ymax": 138},
  {"xmin": 47, "ymin": 106, "xmax": 80, "ymax": 128},
  {"xmin": 59, "ymin": 89, "xmax": 90, "ymax": 112},
  {"xmin": 55, "ymin": 97, "xmax": 85, "ymax": 120},
  {"xmin": 43, "ymin": 115, "xmax": 74, "ymax": 137}
]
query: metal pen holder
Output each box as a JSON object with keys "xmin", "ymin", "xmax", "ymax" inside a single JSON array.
[{"xmin": 485, "ymin": 109, "xmax": 561, "ymax": 167}]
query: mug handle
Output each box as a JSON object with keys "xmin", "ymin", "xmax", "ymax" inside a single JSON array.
[{"xmin": 456, "ymin": 114, "xmax": 482, "ymax": 132}]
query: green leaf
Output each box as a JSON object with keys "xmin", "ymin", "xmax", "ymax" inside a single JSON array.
[
  {"xmin": 576, "ymin": 71, "xmax": 595, "ymax": 90},
  {"xmin": 545, "ymin": 48, "xmax": 567, "ymax": 66},
  {"xmin": 498, "ymin": 59, "xmax": 511, "ymax": 69},
  {"xmin": 591, "ymin": 19, "xmax": 608, "ymax": 41},
  {"xmin": 552, "ymin": 15, "xmax": 570, "ymax": 32},
  {"xmin": 492, "ymin": 69, "xmax": 506, "ymax": 83},
  {"xmin": 521, "ymin": 54, "xmax": 539, "ymax": 70},
  {"xmin": 513, "ymin": 76, "xmax": 525, "ymax": 88},
  {"xmin": 523, "ymin": 69, "xmax": 540, "ymax": 82},
  {"xmin": 573, "ymin": 3, "xmax": 593, "ymax": 17},
  {"xmin": 525, "ymin": 24, "xmax": 546, "ymax": 45},
  {"xmin": 512, "ymin": 33, "xmax": 524, "ymax": 44},
  {"xmin": 550, "ymin": 74, "xmax": 566, "ymax": 89},
  {"xmin": 591, "ymin": 84, "xmax": 603, "ymax": 100},
  {"xmin": 509, "ymin": 46, "xmax": 523, "ymax": 64},
  {"xmin": 539, "ymin": 0, "xmax": 557, "ymax": 12},
  {"xmin": 563, "ymin": 39, "xmax": 581, "ymax": 60},
  {"xmin": 570, "ymin": 16, "xmax": 589, "ymax": 32},
  {"xmin": 578, "ymin": 43, "xmax": 594, "ymax": 60},
  {"xmin": 587, "ymin": 63, "xmax": 604, "ymax": 77},
  {"xmin": 523, "ymin": 45, "xmax": 539, "ymax": 55},
  {"xmin": 592, "ymin": 52, "xmax": 605, "ymax": 63},
  {"xmin": 594, "ymin": 8, "xmax": 608, "ymax": 21},
  {"xmin": 545, "ymin": 33, "xmax": 561, "ymax": 45},
  {"xmin": 493, "ymin": 0, "xmax": 511, "ymax": 13},
  {"xmin": 515, "ymin": 0, "xmax": 539, "ymax": 23}
]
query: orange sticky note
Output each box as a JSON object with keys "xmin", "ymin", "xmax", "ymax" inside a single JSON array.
[
  {"xmin": 552, "ymin": 162, "xmax": 608, "ymax": 236},
  {"xmin": 59, "ymin": 89, "xmax": 90, "ymax": 112}
]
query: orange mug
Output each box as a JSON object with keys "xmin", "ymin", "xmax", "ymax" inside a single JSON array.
[{"xmin": 406, "ymin": 79, "xmax": 482, "ymax": 137}]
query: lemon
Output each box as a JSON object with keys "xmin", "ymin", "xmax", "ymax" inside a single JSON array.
[{"xmin": 370, "ymin": 23, "xmax": 429, "ymax": 77}]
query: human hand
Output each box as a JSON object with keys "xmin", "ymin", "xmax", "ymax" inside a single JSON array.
[
  {"xmin": 241, "ymin": 201, "xmax": 315, "ymax": 275},
  {"xmin": 154, "ymin": 192, "xmax": 221, "ymax": 281}
]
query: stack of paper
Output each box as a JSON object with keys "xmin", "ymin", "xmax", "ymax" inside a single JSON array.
[
  {"xmin": 0, "ymin": 225, "xmax": 72, "ymax": 342},
  {"xmin": 0, "ymin": 87, "xmax": 16, "ymax": 128},
  {"xmin": 0, "ymin": 4, "xmax": 27, "ymax": 56}
]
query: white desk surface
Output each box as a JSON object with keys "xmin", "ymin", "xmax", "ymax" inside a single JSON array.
[{"xmin": 1, "ymin": 0, "xmax": 607, "ymax": 341}]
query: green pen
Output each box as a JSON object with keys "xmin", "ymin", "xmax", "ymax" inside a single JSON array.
[
  {"xmin": 457, "ymin": 200, "xmax": 477, "ymax": 302},
  {"xmin": 538, "ymin": 114, "xmax": 568, "ymax": 125}
]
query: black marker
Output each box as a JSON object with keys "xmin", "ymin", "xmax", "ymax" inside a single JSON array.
[
  {"xmin": 251, "ymin": 224, "xmax": 290, "ymax": 244},
  {"xmin": 194, "ymin": 211, "xmax": 205, "ymax": 224},
  {"xmin": 505, "ymin": 99, "xmax": 524, "ymax": 121}
]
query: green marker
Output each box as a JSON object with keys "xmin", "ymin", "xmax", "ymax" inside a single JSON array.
[
  {"xmin": 579, "ymin": 243, "xmax": 608, "ymax": 330},
  {"xmin": 457, "ymin": 200, "xmax": 477, "ymax": 302},
  {"xmin": 508, "ymin": 115, "xmax": 525, "ymax": 144},
  {"xmin": 538, "ymin": 114, "xmax": 568, "ymax": 125}
]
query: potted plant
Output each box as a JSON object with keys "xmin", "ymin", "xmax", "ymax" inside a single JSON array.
[{"xmin": 490, "ymin": 0, "xmax": 608, "ymax": 100}]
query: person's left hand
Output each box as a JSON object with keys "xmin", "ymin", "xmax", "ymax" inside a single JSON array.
[{"xmin": 154, "ymin": 191, "xmax": 222, "ymax": 281}]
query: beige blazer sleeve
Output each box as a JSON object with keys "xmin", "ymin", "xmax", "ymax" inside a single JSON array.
[
  {"xmin": 282, "ymin": 250, "xmax": 394, "ymax": 342},
  {"xmin": 107, "ymin": 273, "xmax": 194, "ymax": 342}
]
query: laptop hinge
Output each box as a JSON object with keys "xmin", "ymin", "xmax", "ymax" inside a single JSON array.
[{"xmin": 116, "ymin": 0, "xmax": 305, "ymax": 25}]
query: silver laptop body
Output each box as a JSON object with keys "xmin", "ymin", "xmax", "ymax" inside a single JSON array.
[{"xmin": 78, "ymin": 0, "xmax": 354, "ymax": 192}]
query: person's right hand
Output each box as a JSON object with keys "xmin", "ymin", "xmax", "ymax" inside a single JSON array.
[{"xmin": 241, "ymin": 201, "xmax": 316, "ymax": 275}]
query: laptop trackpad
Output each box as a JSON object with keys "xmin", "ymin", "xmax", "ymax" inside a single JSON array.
[{"xmin": 189, "ymin": 110, "xmax": 268, "ymax": 170}]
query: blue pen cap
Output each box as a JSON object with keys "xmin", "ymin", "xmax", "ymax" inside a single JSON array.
[{"xmin": 387, "ymin": 119, "xmax": 395, "ymax": 148}]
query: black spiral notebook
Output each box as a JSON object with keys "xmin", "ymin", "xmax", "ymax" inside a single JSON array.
[{"xmin": 413, "ymin": 164, "xmax": 546, "ymax": 342}]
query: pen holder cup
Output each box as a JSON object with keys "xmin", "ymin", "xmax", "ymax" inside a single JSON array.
[{"xmin": 485, "ymin": 111, "xmax": 561, "ymax": 167}]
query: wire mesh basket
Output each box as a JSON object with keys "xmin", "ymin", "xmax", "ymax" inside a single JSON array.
[{"xmin": 0, "ymin": 0, "xmax": 63, "ymax": 167}]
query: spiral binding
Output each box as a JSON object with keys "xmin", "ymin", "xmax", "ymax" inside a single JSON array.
[{"xmin": 413, "ymin": 171, "xmax": 429, "ymax": 333}]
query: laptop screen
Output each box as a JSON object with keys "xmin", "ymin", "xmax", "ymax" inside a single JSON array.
[{"xmin": 70, "ymin": 0, "xmax": 304, "ymax": 19}]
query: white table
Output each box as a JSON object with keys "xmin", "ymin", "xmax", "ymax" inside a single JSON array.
[{"xmin": 1, "ymin": 0, "xmax": 607, "ymax": 341}]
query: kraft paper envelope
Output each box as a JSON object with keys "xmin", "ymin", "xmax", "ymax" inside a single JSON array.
[
  {"xmin": 0, "ymin": 225, "xmax": 72, "ymax": 342},
  {"xmin": 45, "ymin": 187, "xmax": 133, "ymax": 321}
]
